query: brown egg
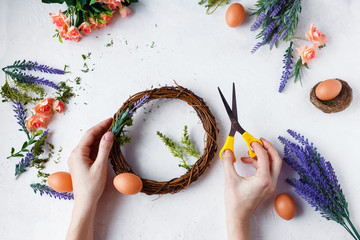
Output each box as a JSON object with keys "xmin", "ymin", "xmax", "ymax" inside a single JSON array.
[
  {"xmin": 48, "ymin": 172, "xmax": 73, "ymax": 193},
  {"xmin": 315, "ymin": 79, "xmax": 342, "ymax": 101},
  {"xmin": 274, "ymin": 193, "xmax": 296, "ymax": 220},
  {"xmin": 225, "ymin": 3, "xmax": 246, "ymax": 27},
  {"xmin": 113, "ymin": 173, "xmax": 143, "ymax": 195}
]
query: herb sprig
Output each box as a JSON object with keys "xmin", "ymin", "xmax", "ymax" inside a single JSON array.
[
  {"xmin": 111, "ymin": 95, "xmax": 150, "ymax": 145},
  {"xmin": 157, "ymin": 125, "xmax": 200, "ymax": 170}
]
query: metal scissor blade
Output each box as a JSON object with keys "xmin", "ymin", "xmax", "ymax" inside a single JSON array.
[
  {"xmin": 232, "ymin": 82, "xmax": 238, "ymax": 121},
  {"xmin": 218, "ymin": 87, "xmax": 246, "ymax": 135}
]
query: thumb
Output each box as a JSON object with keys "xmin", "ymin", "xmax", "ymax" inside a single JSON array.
[
  {"xmin": 222, "ymin": 150, "xmax": 239, "ymax": 181},
  {"xmin": 94, "ymin": 131, "xmax": 114, "ymax": 168}
]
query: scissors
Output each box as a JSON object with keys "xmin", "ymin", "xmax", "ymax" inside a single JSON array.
[{"xmin": 218, "ymin": 83, "xmax": 263, "ymax": 161}]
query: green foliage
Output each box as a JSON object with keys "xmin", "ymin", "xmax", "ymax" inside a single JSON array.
[
  {"xmin": 181, "ymin": 126, "xmax": 200, "ymax": 159},
  {"xmin": 157, "ymin": 126, "xmax": 200, "ymax": 170},
  {"xmin": 8, "ymin": 130, "xmax": 43, "ymax": 159},
  {"xmin": 198, "ymin": 0, "xmax": 228, "ymax": 14},
  {"xmin": 112, "ymin": 108, "xmax": 134, "ymax": 146},
  {"xmin": 0, "ymin": 80, "xmax": 41, "ymax": 104},
  {"xmin": 292, "ymin": 57, "xmax": 304, "ymax": 84},
  {"xmin": 54, "ymin": 81, "xmax": 75, "ymax": 104},
  {"xmin": 32, "ymin": 132, "xmax": 49, "ymax": 157},
  {"xmin": 15, "ymin": 82, "xmax": 45, "ymax": 98}
]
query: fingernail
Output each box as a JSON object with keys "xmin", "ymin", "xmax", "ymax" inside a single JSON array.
[
  {"xmin": 224, "ymin": 150, "xmax": 232, "ymax": 157},
  {"xmin": 104, "ymin": 132, "xmax": 114, "ymax": 141}
]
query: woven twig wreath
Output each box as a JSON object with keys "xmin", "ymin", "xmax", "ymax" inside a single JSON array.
[
  {"xmin": 109, "ymin": 84, "xmax": 218, "ymax": 195},
  {"xmin": 310, "ymin": 79, "xmax": 353, "ymax": 114}
]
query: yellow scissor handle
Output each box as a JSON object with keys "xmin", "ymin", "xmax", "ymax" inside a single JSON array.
[
  {"xmin": 242, "ymin": 131, "xmax": 263, "ymax": 158},
  {"xmin": 219, "ymin": 136, "xmax": 236, "ymax": 162}
]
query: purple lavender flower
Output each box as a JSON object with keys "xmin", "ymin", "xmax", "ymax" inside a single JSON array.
[
  {"xmin": 12, "ymin": 101, "xmax": 28, "ymax": 136},
  {"xmin": 129, "ymin": 94, "xmax": 150, "ymax": 115},
  {"xmin": 269, "ymin": 32, "xmax": 280, "ymax": 49},
  {"xmin": 6, "ymin": 60, "xmax": 65, "ymax": 74},
  {"xmin": 4, "ymin": 70, "xmax": 60, "ymax": 90},
  {"xmin": 279, "ymin": 42, "xmax": 294, "ymax": 92},
  {"xmin": 269, "ymin": 0, "xmax": 285, "ymax": 18},
  {"xmin": 15, "ymin": 151, "xmax": 34, "ymax": 176},
  {"xmin": 30, "ymin": 183, "xmax": 74, "ymax": 200},
  {"xmin": 250, "ymin": 12, "xmax": 266, "ymax": 31},
  {"xmin": 23, "ymin": 61, "xmax": 65, "ymax": 74},
  {"xmin": 262, "ymin": 19, "xmax": 279, "ymax": 42},
  {"xmin": 278, "ymin": 130, "xmax": 360, "ymax": 239},
  {"xmin": 251, "ymin": 41, "xmax": 263, "ymax": 54}
]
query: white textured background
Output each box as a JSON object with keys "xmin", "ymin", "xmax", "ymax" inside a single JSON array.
[{"xmin": 0, "ymin": 0, "xmax": 360, "ymax": 239}]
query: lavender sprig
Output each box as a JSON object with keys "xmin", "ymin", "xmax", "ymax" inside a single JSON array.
[
  {"xmin": 278, "ymin": 130, "xmax": 360, "ymax": 240},
  {"xmin": 4, "ymin": 70, "xmax": 60, "ymax": 90},
  {"xmin": 250, "ymin": 12, "xmax": 266, "ymax": 31},
  {"xmin": 12, "ymin": 101, "xmax": 29, "ymax": 139},
  {"xmin": 279, "ymin": 42, "xmax": 294, "ymax": 93},
  {"xmin": 2, "ymin": 60, "xmax": 65, "ymax": 75},
  {"xmin": 250, "ymin": 0, "xmax": 302, "ymax": 51},
  {"xmin": 15, "ymin": 151, "xmax": 35, "ymax": 176},
  {"xmin": 30, "ymin": 183, "xmax": 74, "ymax": 200},
  {"xmin": 112, "ymin": 94, "xmax": 150, "ymax": 145},
  {"xmin": 129, "ymin": 94, "xmax": 150, "ymax": 115}
]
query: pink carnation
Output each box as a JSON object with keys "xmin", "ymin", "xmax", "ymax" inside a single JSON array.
[
  {"xmin": 68, "ymin": 26, "xmax": 82, "ymax": 42},
  {"xmin": 26, "ymin": 115, "xmax": 47, "ymax": 132},
  {"xmin": 79, "ymin": 22, "xmax": 92, "ymax": 34},
  {"xmin": 52, "ymin": 100, "xmax": 65, "ymax": 113},
  {"xmin": 297, "ymin": 45, "xmax": 317, "ymax": 65},
  {"xmin": 49, "ymin": 11, "xmax": 69, "ymax": 31},
  {"xmin": 306, "ymin": 23, "xmax": 327, "ymax": 46},
  {"xmin": 119, "ymin": 6, "xmax": 131, "ymax": 18}
]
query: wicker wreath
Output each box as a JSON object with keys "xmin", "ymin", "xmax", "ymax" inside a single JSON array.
[
  {"xmin": 310, "ymin": 79, "xmax": 353, "ymax": 114},
  {"xmin": 109, "ymin": 84, "xmax": 218, "ymax": 195}
]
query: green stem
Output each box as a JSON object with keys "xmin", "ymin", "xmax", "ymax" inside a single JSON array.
[
  {"xmin": 341, "ymin": 222, "xmax": 358, "ymax": 240},
  {"xmin": 346, "ymin": 216, "xmax": 360, "ymax": 240},
  {"xmin": 292, "ymin": 36, "xmax": 307, "ymax": 41}
]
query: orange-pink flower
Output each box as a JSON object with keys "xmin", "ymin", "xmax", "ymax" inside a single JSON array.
[
  {"xmin": 97, "ymin": 0, "xmax": 123, "ymax": 9},
  {"xmin": 119, "ymin": 6, "xmax": 131, "ymax": 18},
  {"xmin": 33, "ymin": 97, "xmax": 54, "ymax": 120},
  {"xmin": 52, "ymin": 100, "xmax": 65, "ymax": 113},
  {"xmin": 297, "ymin": 45, "xmax": 317, "ymax": 65},
  {"xmin": 68, "ymin": 26, "xmax": 81, "ymax": 42},
  {"xmin": 306, "ymin": 23, "xmax": 327, "ymax": 46},
  {"xmin": 79, "ymin": 22, "xmax": 92, "ymax": 34},
  {"xmin": 49, "ymin": 11, "xmax": 70, "ymax": 31},
  {"xmin": 26, "ymin": 115, "xmax": 47, "ymax": 132},
  {"xmin": 98, "ymin": 13, "xmax": 112, "ymax": 28}
]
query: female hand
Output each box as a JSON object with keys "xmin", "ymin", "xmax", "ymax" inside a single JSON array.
[
  {"xmin": 66, "ymin": 118, "xmax": 114, "ymax": 240},
  {"xmin": 68, "ymin": 117, "xmax": 114, "ymax": 205},
  {"xmin": 222, "ymin": 138, "xmax": 282, "ymax": 240}
]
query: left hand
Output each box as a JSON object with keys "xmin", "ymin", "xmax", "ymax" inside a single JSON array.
[{"xmin": 67, "ymin": 118, "xmax": 114, "ymax": 205}]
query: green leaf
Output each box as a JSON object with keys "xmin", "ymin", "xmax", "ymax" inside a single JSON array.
[
  {"xmin": 42, "ymin": 0, "xmax": 65, "ymax": 4},
  {"xmin": 64, "ymin": 0, "xmax": 76, "ymax": 6},
  {"xmin": 15, "ymin": 153, "xmax": 24, "ymax": 157},
  {"xmin": 98, "ymin": 19, "xmax": 107, "ymax": 24},
  {"xmin": 21, "ymin": 141, "xmax": 28, "ymax": 150},
  {"xmin": 35, "ymin": 130, "xmax": 44, "ymax": 137},
  {"xmin": 79, "ymin": 0, "xmax": 87, "ymax": 7},
  {"xmin": 11, "ymin": 147, "xmax": 15, "ymax": 154},
  {"xmin": 91, "ymin": 5, "xmax": 101, "ymax": 12},
  {"xmin": 58, "ymin": 35, "xmax": 63, "ymax": 43},
  {"xmin": 90, "ymin": 0, "xmax": 97, "ymax": 5}
]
